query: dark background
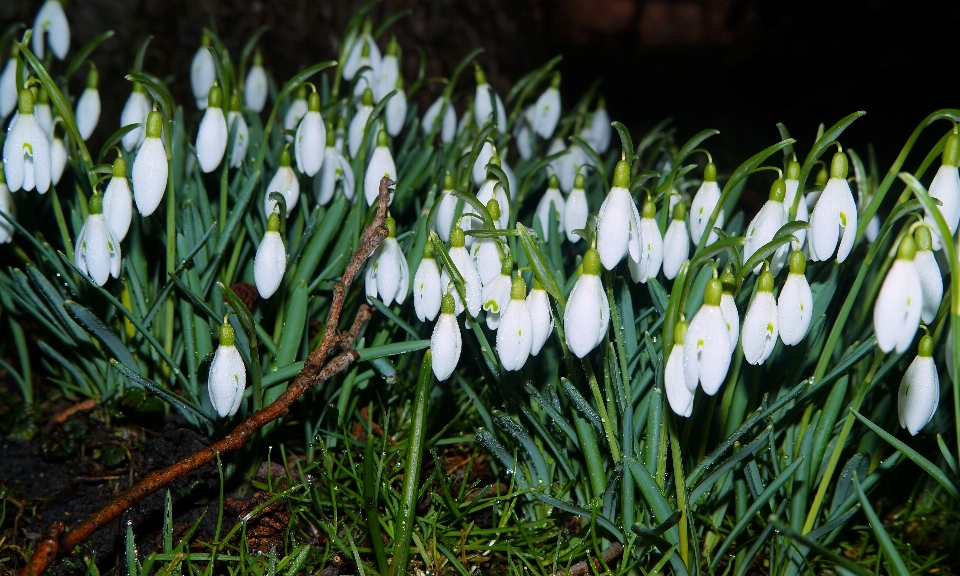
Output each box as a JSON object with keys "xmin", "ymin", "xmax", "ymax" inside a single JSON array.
[{"xmin": 3, "ymin": 0, "xmax": 958, "ymax": 193}]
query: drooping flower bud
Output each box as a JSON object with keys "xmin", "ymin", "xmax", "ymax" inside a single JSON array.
[
  {"xmin": 364, "ymin": 129, "xmax": 397, "ymax": 206},
  {"xmin": 744, "ymin": 178, "xmax": 788, "ymax": 275},
  {"xmin": 535, "ymin": 174, "xmax": 565, "ymax": 242},
  {"xmin": 473, "ymin": 64, "xmax": 507, "ymax": 133},
  {"xmin": 874, "ymin": 234, "xmax": 922, "ymax": 353},
  {"xmin": 563, "ymin": 248, "xmax": 610, "ymax": 358},
  {"xmin": 777, "ymin": 250, "xmax": 813, "ymax": 346},
  {"xmin": 564, "ymin": 172, "xmax": 589, "ymax": 243},
  {"xmin": 264, "ymin": 147, "xmax": 299, "ymax": 216},
  {"xmin": 663, "ymin": 201, "xmax": 690, "ymax": 280},
  {"xmin": 227, "ymin": 92, "xmax": 250, "ymax": 168},
  {"xmin": 254, "ymin": 210, "xmax": 287, "ymax": 299},
  {"xmin": 244, "ymin": 50, "xmax": 268, "ymax": 113},
  {"xmin": 190, "ymin": 30, "xmax": 216, "ymax": 109},
  {"xmin": 430, "ymin": 293, "xmax": 462, "ymax": 381},
  {"xmin": 132, "ymin": 110, "xmax": 168, "ymax": 216},
  {"xmin": 75, "ymin": 64, "xmax": 101, "ymax": 141},
  {"xmin": 196, "ymin": 85, "xmax": 228, "ymax": 173},
  {"xmin": 208, "ymin": 319, "xmax": 247, "ymax": 417},
  {"xmin": 497, "ymin": 275, "xmax": 533, "ymax": 371},
  {"xmin": 924, "ymin": 132, "xmax": 960, "ymax": 249},
  {"xmin": 121, "ymin": 84, "xmax": 152, "ymax": 151},
  {"xmin": 32, "ymin": 0, "xmax": 70, "ymax": 60},
  {"xmin": 75, "ymin": 194, "xmax": 121, "ymax": 286},
  {"xmin": 348, "ymin": 88, "xmax": 374, "ymax": 157},
  {"xmin": 103, "ymin": 156, "xmax": 132, "ymax": 241},
  {"xmin": 529, "ymin": 72, "xmax": 561, "ymax": 139},
  {"xmin": 629, "ymin": 197, "xmax": 663, "ymax": 283},
  {"xmin": 914, "ymin": 225, "xmax": 942, "ymax": 324},
  {"xmin": 364, "ymin": 217, "xmax": 409, "ymax": 306},
  {"xmin": 742, "ymin": 268, "xmax": 779, "ymax": 365},
  {"xmin": 527, "ymin": 278, "xmax": 553, "ymax": 356},
  {"xmin": 596, "ymin": 158, "xmax": 642, "ymax": 270},
  {"xmin": 690, "ymin": 162, "xmax": 724, "ymax": 246},
  {"xmin": 413, "ymin": 240, "xmax": 442, "ymax": 322},
  {"xmin": 2, "ymin": 89, "xmax": 51, "ymax": 193},
  {"xmin": 683, "ymin": 278, "xmax": 732, "ymax": 395},
  {"xmin": 809, "ymin": 150, "xmax": 857, "ymax": 262},
  {"xmin": 295, "ymin": 92, "xmax": 325, "ymax": 177},
  {"xmin": 898, "ymin": 334, "xmax": 939, "ymax": 436}
]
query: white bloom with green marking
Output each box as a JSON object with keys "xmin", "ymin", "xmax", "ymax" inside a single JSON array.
[
  {"xmin": 295, "ymin": 92, "xmax": 325, "ymax": 177},
  {"xmin": 32, "ymin": 0, "xmax": 70, "ymax": 60},
  {"xmin": 690, "ymin": 162, "xmax": 724, "ymax": 246},
  {"xmin": 75, "ymin": 195, "xmax": 121, "ymax": 287},
  {"xmin": 440, "ymin": 227, "xmax": 483, "ymax": 317},
  {"xmin": 364, "ymin": 130, "xmax": 397, "ymax": 206},
  {"xmin": 874, "ymin": 235, "xmax": 922, "ymax": 353},
  {"xmin": 744, "ymin": 178, "xmax": 788, "ymax": 275},
  {"xmin": 563, "ymin": 248, "xmax": 609, "ymax": 358},
  {"xmin": 413, "ymin": 241, "xmax": 442, "ymax": 322},
  {"xmin": 102, "ymin": 157, "xmax": 132, "ymax": 242},
  {"xmin": 809, "ymin": 150, "xmax": 857, "ymax": 262},
  {"xmin": 497, "ymin": 276, "xmax": 533, "ymax": 371},
  {"xmin": 628, "ymin": 197, "xmax": 663, "ymax": 284},
  {"xmin": 527, "ymin": 280, "xmax": 553, "ymax": 356},
  {"xmin": 719, "ymin": 271, "xmax": 739, "ymax": 350},
  {"xmin": 898, "ymin": 335, "xmax": 939, "ymax": 436},
  {"xmin": 434, "ymin": 172, "xmax": 458, "ymax": 242},
  {"xmin": 914, "ymin": 226, "xmax": 942, "ymax": 324},
  {"xmin": 227, "ymin": 97, "xmax": 250, "ymax": 169},
  {"xmin": 666, "ymin": 321, "xmax": 693, "ymax": 417},
  {"xmin": 924, "ymin": 132, "xmax": 960, "ymax": 249},
  {"xmin": 2, "ymin": 90, "xmax": 51, "ymax": 193},
  {"xmin": 365, "ymin": 217, "xmax": 409, "ymax": 306},
  {"xmin": 430, "ymin": 294, "xmax": 462, "ymax": 381},
  {"xmin": 596, "ymin": 159, "xmax": 642, "ymax": 270},
  {"xmin": 132, "ymin": 110, "xmax": 168, "ymax": 216},
  {"xmin": 209, "ymin": 320, "xmax": 246, "ymax": 418},
  {"xmin": 663, "ymin": 202, "xmax": 689, "ymax": 280},
  {"xmin": 254, "ymin": 211, "xmax": 287, "ymax": 299},
  {"xmin": 529, "ymin": 72, "xmax": 561, "ymax": 139},
  {"xmin": 683, "ymin": 278, "xmax": 731, "ymax": 395},
  {"xmin": 777, "ymin": 251, "xmax": 813, "ymax": 346},
  {"xmin": 196, "ymin": 86, "xmax": 228, "ymax": 173},
  {"xmin": 475, "ymin": 152, "xmax": 510, "ymax": 230},
  {"xmin": 742, "ymin": 269, "xmax": 778, "ymax": 365},
  {"xmin": 482, "ymin": 261, "xmax": 513, "ymax": 330},
  {"xmin": 75, "ymin": 66, "xmax": 101, "ymax": 141}
]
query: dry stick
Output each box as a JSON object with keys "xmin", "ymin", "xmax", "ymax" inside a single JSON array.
[
  {"xmin": 20, "ymin": 178, "xmax": 396, "ymax": 576},
  {"xmin": 556, "ymin": 543, "xmax": 625, "ymax": 576}
]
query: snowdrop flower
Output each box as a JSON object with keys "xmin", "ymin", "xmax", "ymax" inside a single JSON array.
[
  {"xmin": 497, "ymin": 275, "xmax": 533, "ymax": 371},
  {"xmin": 434, "ymin": 171, "xmax": 458, "ymax": 242},
  {"xmin": 50, "ymin": 133, "xmax": 67, "ymax": 186},
  {"xmin": 809, "ymin": 149, "xmax": 857, "ymax": 262},
  {"xmin": 102, "ymin": 157, "xmax": 132, "ymax": 242},
  {"xmin": 553, "ymin": 141, "xmax": 584, "ymax": 193},
  {"xmin": 596, "ymin": 158, "xmax": 641, "ymax": 270},
  {"xmin": 413, "ymin": 241, "xmax": 442, "ymax": 322},
  {"xmin": 475, "ymin": 152, "xmax": 510, "ymax": 229},
  {"xmin": 440, "ymin": 227, "xmax": 483, "ymax": 317},
  {"xmin": 471, "ymin": 199, "xmax": 505, "ymax": 286},
  {"xmin": 431, "ymin": 293, "xmax": 462, "ymax": 381},
  {"xmin": 0, "ymin": 169, "xmax": 15, "ymax": 243},
  {"xmin": 666, "ymin": 320, "xmax": 694, "ymax": 417},
  {"xmin": 254, "ymin": 210, "xmax": 287, "ymax": 299},
  {"xmin": 314, "ymin": 124, "xmax": 354, "ymax": 205},
  {"xmin": 924, "ymin": 132, "xmax": 960, "ymax": 249},
  {"xmin": 778, "ymin": 250, "xmax": 813, "ymax": 346},
  {"xmin": 190, "ymin": 31, "xmax": 216, "ymax": 110},
  {"xmin": 564, "ymin": 172, "xmax": 589, "ymax": 243},
  {"xmin": 283, "ymin": 86, "xmax": 308, "ymax": 143},
  {"xmin": 32, "ymin": 0, "xmax": 70, "ymax": 60},
  {"xmin": 629, "ymin": 197, "xmax": 663, "ymax": 284},
  {"xmin": 563, "ymin": 248, "xmax": 609, "ymax": 358},
  {"xmin": 352, "ymin": 41, "xmax": 377, "ymax": 98},
  {"xmin": 482, "ymin": 259, "xmax": 514, "ymax": 330},
  {"xmin": 898, "ymin": 334, "xmax": 939, "ymax": 436},
  {"xmin": 874, "ymin": 234, "xmax": 922, "ymax": 353},
  {"xmin": 375, "ymin": 37, "xmax": 400, "ymax": 102},
  {"xmin": 582, "ymin": 97, "xmax": 611, "ymax": 155},
  {"xmin": 744, "ymin": 177, "xmax": 788, "ymax": 275},
  {"xmin": 690, "ymin": 162, "xmax": 724, "ymax": 246},
  {"xmin": 663, "ymin": 201, "xmax": 690, "ymax": 280},
  {"xmin": 348, "ymin": 88, "xmax": 374, "ymax": 158},
  {"xmin": 120, "ymin": 84, "xmax": 151, "ymax": 152},
  {"xmin": 864, "ymin": 216, "xmax": 880, "ymax": 244},
  {"xmin": 719, "ymin": 270, "xmax": 739, "ymax": 350},
  {"xmin": 365, "ymin": 217, "xmax": 409, "ymax": 306},
  {"xmin": 0, "ymin": 53, "xmax": 17, "ymax": 119},
  {"xmin": 227, "ymin": 93, "xmax": 249, "ymax": 168},
  {"xmin": 364, "ymin": 129, "xmax": 397, "ymax": 206},
  {"xmin": 535, "ymin": 174, "xmax": 565, "ymax": 242},
  {"xmin": 913, "ymin": 226, "xmax": 942, "ymax": 324},
  {"xmin": 386, "ymin": 76, "xmax": 407, "ymax": 137},
  {"xmin": 473, "ymin": 65, "xmax": 507, "ymax": 133},
  {"xmin": 804, "ymin": 165, "xmax": 830, "ymax": 211},
  {"xmin": 263, "ymin": 147, "xmax": 299, "ymax": 216},
  {"xmin": 196, "ymin": 85, "xmax": 227, "ymax": 173},
  {"xmin": 3, "ymin": 89, "xmax": 51, "ymax": 193},
  {"xmin": 75, "ymin": 65, "xmax": 100, "ymax": 141},
  {"xmin": 527, "ymin": 279, "xmax": 553, "ymax": 356},
  {"xmin": 502, "ymin": 157, "xmax": 518, "ymax": 201},
  {"xmin": 742, "ymin": 268, "xmax": 779, "ymax": 365},
  {"xmin": 342, "ymin": 21, "xmax": 382, "ymax": 82},
  {"xmin": 132, "ymin": 110, "xmax": 168, "ymax": 216},
  {"xmin": 74, "ymin": 194, "xmax": 121, "ymax": 286},
  {"xmin": 472, "ymin": 140, "xmax": 495, "ymax": 186},
  {"xmin": 244, "ymin": 50, "xmax": 268, "ymax": 113},
  {"xmin": 529, "ymin": 72, "xmax": 561, "ymax": 139},
  {"xmin": 784, "ymin": 159, "xmax": 808, "ymax": 249},
  {"xmin": 208, "ymin": 319, "xmax": 246, "ymax": 418},
  {"xmin": 684, "ymin": 278, "xmax": 732, "ymax": 395},
  {"xmin": 457, "ymin": 101, "xmax": 474, "ymax": 137},
  {"xmin": 515, "ymin": 117, "xmax": 534, "ymax": 160},
  {"xmin": 295, "ymin": 92, "xmax": 325, "ymax": 177},
  {"xmin": 423, "ymin": 95, "xmax": 456, "ymax": 143}
]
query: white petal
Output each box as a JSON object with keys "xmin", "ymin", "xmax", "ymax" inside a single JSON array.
[
  {"xmin": 874, "ymin": 259, "xmax": 922, "ymax": 353},
  {"xmin": 197, "ymin": 107, "xmax": 228, "ymax": 173},
  {"xmin": 784, "ymin": 179, "xmax": 808, "ymax": 248},
  {"xmin": 482, "ymin": 273, "xmax": 512, "ymax": 329},
  {"xmin": 662, "ymin": 219, "xmax": 690, "ymax": 280},
  {"xmin": 535, "ymin": 187, "xmax": 565, "ymax": 242},
  {"xmin": 365, "ymin": 146, "xmax": 396, "ymax": 206},
  {"xmin": 386, "ymin": 89, "xmax": 407, "ymax": 136},
  {"xmin": 348, "ymin": 105, "xmax": 372, "ymax": 158},
  {"xmin": 531, "ymin": 87, "xmax": 560, "ymax": 139},
  {"xmin": 435, "ymin": 190, "xmax": 458, "ymax": 242},
  {"xmin": 103, "ymin": 176, "xmax": 132, "ymax": 241},
  {"xmin": 314, "ymin": 147, "xmax": 340, "ymax": 205},
  {"xmin": 254, "ymin": 231, "xmax": 287, "ymax": 298},
  {"xmin": 472, "ymin": 238, "xmax": 502, "ymax": 287},
  {"xmin": 683, "ymin": 306, "xmax": 731, "ymax": 395},
  {"xmin": 76, "ymin": 88, "xmax": 101, "ymax": 140},
  {"xmin": 527, "ymin": 288, "xmax": 553, "ymax": 356},
  {"xmin": 596, "ymin": 187, "xmax": 634, "ymax": 270},
  {"xmin": 120, "ymin": 91, "xmax": 150, "ymax": 151},
  {"xmin": 0, "ymin": 183, "xmax": 14, "ymax": 243},
  {"xmin": 244, "ymin": 65, "xmax": 269, "ymax": 112},
  {"xmin": 564, "ymin": 188, "xmax": 589, "ymax": 242},
  {"xmin": 563, "ymin": 275, "xmax": 609, "ymax": 358},
  {"xmin": 629, "ymin": 218, "xmax": 663, "ymax": 283},
  {"xmin": 665, "ymin": 344, "xmax": 694, "ymax": 417},
  {"xmin": 926, "ymin": 164, "xmax": 960, "ymax": 247},
  {"xmin": 283, "ymin": 98, "xmax": 308, "ymax": 142},
  {"xmin": 50, "ymin": 137, "xmax": 67, "ymax": 185},
  {"xmin": 690, "ymin": 181, "xmax": 724, "ymax": 245},
  {"xmin": 473, "ymin": 84, "xmax": 506, "ymax": 132},
  {"xmin": 209, "ymin": 344, "xmax": 246, "ymax": 417},
  {"xmin": 132, "ymin": 137, "xmax": 168, "ymax": 216},
  {"xmin": 743, "ymin": 200, "xmax": 786, "ymax": 273},
  {"xmin": 227, "ymin": 111, "xmax": 250, "ymax": 168},
  {"xmin": 497, "ymin": 299, "xmax": 533, "ymax": 371},
  {"xmin": 430, "ymin": 313, "xmax": 462, "ymax": 381},
  {"xmin": 898, "ymin": 355, "xmax": 939, "ymax": 436},
  {"xmin": 589, "ymin": 107, "xmax": 611, "ymax": 154},
  {"xmin": 719, "ymin": 293, "xmax": 740, "ymax": 350},
  {"xmin": 264, "ymin": 166, "xmax": 299, "ymax": 216},
  {"xmin": 0, "ymin": 60, "xmax": 16, "ymax": 119},
  {"xmin": 442, "ymin": 246, "xmax": 483, "ymax": 317},
  {"xmin": 295, "ymin": 111, "xmax": 325, "ymax": 177},
  {"xmin": 777, "ymin": 273, "xmax": 813, "ymax": 346},
  {"xmin": 190, "ymin": 48, "xmax": 216, "ymax": 108},
  {"xmin": 34, "ymin": 1, "xmax": 71, "ymax": 60},
  {"xmin": 414, "ymin": 258, "xmax": 442, "ymax": 321},
  {"xmin": 915, "ymin": 250, "xmax": 943, "ymax": 324},
  {"xmin": 375, "ymin": 238, "xmax": 406, "ymax": 306},
  {"xmin": 76, "ymin": 214, "xmax": 113, "ymax": 286},
  {"xmin": 472, "ymin": 141, "xmax": 495, "ymax": 186},
  {"xmin": 742, "ymin": 292, "xmax": 778, "ymax": 365}
]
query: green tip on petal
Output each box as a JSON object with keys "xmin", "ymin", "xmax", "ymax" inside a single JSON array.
[
  {"xmin": 362, "ymin": 19, "xmax": 373, "ymax": 34},
  {"xmin": 112, "ymin": 156, "xmax": 127, "ymax": 178},
  {"xmin": 474, "ymin": 63, "xmax": 487, "ymax": 85},
  {"xmin": 201, "ymin": 29, "xmax": 211, "ymax": 48},
  {"xmin": 361, "ymin": 41, "xmax": 370, "ymax": 58},
  {"xmin": 219, "ymin": 321, "xmax": 235, "ymax": 347},
  {"xmin": 786, "ymin": 159, "xmax": 801, "ymax": 180},
  {"xmin": 897, "ymin": 234, "xmax": 917, "ymax": 261},
  {"xmin": 423, "ymin": 240, "xmax": 435, "ymax": 259},
  {"xmin": 386, "ymin": 217, "xmax": 396, "ymax": 238},
  {"xmin": 361, "ymin": 87, "xmax": 374, "ymax": 106},
  {"xmin": 758, "ymin": 269, "xmax": 774, "ymax": 293},
  {"xmin": 37, "ymin": 87, "xmax": 49, "ymax": 104},
  {"xmin": 704, "ymin": 162, "xmax": 717, "ymax": 183},
  {"xmin": 387, "ymin": 36, "xmax": 399, "ymax": 56},
  {"xmin": 549, "ymin": 71, "xmax": 561, "ymax": 89},
  {"xmin": 295, "ymin": 84, "xmax": 307, "ymax": 99},
  {"xmin": 582, "ymin": 248, "xmax": 601, "ymax": 276},
  {"xmin": 597, "ymin": 96, "xmax": 606, "ymax": 109},
  {"xmin": 441, "ymin": 293, "xmax": 456, "ymax": 314},
  {"xmin": 500, "ymin": 256, "xmax": 514, "ymax": 276},
  {"xmin": 267, "ymin": 211, "xmax": 281, "ymax": 232},
  {"xmin": 253, "ymin": 49, "xmax": 263, "ymax": 67},
  {"xmin": 830, "ymin": 150, "xmax": 848, "ymax": 180},
  {"xmin": 642, "ymin": 197, "xmax": 656, "ymax": 219},
  {"xmin": 944, "ymin": 133, "xmax": 960, "ymax": 168},
  {"xmin": 337, "ymin": 116, "xmax": 346, "ymax": 130},
  {"xmin": 326, "ymin": 121, "xmax": 335, "ymax": 145},
  {"xmin": 720, "ymin": 270, "xmax": 736, "ymax": 294},
  {"xmin": 815, "ymin": 165, "xmax": 829, "ymax": 187},
  {"xmin": 510, "ymin": 275, "xmax": 526, "ymax": 300},
  {"xmin": 672, "ymin": 201, "xmax": 686, "ymax": 221},
  {"xmin": 547, "ymin": 174, "xmax": 560, "ymax": 189},
  {"xmin": 532, "ymin": 277, "xmax": 543, "ymax": 290},
  {"xmin": 488, "ymin": 149, "xmax": 501, "ymax": 168},
  {"xmin": 769, "ymin": 178, "xmax": 786, "ymax": 202},
  {"xmin": 918, "ymin": 334, "xmax": 933, "ymax": 357},
  {"xmin": 376, "ymin": 129, "xmax": 388, "ymax": 147},
  {"xmin": 789, "ymin": 250, "xmax": 806, "ymax": 275},
  {"xmin": 145, "ymin": 110, "xmax": 163, "ymax": 138},
  {"xmin": 451, "ymin": 226, "xmax": 465, "ymax": 248},
  {"xmin": 613, "ymin": 159, "xmax": 630, "ymax": 188},
  {"xmin": 86, "ymin": 64, "xmax": 99, "ymax": 89},
  {"xmin": 443, "ymin": 171, "xmax": 454, "ymax": 189},
  {"xmin": 17, "ymin": 89, "xmax": 34, "ymax": 115},
  {"xmin": 207, "ymin": 84, "xmax": 223, "ymax": 109},
  {"xmin": 487, "ymin": 198, "xmax": 501, "ymax": 221},
  {"xmin": 229, "ymin": 91, "xmax": 242, "ymax": 111},
  {"xmin": 574, "ymin": 172, "xmax": 586, "ymax": 189},
  {"xmin": 673, "ymin": 320, "xmax": 688, "ymax": 345},
  {"xmin": 279, "ymin": 146, "xmax": 291, "ymax": 167},
  {"xmin": 89, "ymin": 194, "xmax": 103, "ymax": 215},
  {"xmin": 915, "ymin": 225, "xmax": 933, "ymax": 251},
  {"xmin": 308, "ymin": 91, "xmax": 321, "ymax": 112},
  {"xmin": 703, "ymin": 278, "xmax": 722, "ymax": 306}
]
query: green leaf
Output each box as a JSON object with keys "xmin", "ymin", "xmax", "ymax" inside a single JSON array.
[
  {"xmin": 64, "ymin": 301, "xmax": 138, "ymax": 370},
  {"xmin": 98, "ymin": 124, "xmax": 140, "ymax": 163},
  {"xmin": 111, "ymin": 360, "xmax": 212, "ymax": 428},
  {"xmin": 767, "ymin": 517, "xmax": 871, "ymax": 576},
  {"xmin": 853, "ymin": 475, "xmax": 910, "ymax": 576},
  {"xmin": 357, "ymin": 340, "xmax": 430, "ymax": 361},
  {"xmin": 220, "ymin": 282, "xmax": 263, "ymax": 411},
  {"xmin": 529, "ymin": 492, "xmax": 624, "ymax": 542},
  {"xmin": 613, "ymin": 121, "xmax": 634, "ymax": 162},
  {"xmin": 493, "ymin": 410, "xmax": 548, "ymax": 487},
  {"xmin": 516, "ymin": 223, "xmax": 563, "ymax": 309},
  {"xmin": 126, "ymin": 72, "xmax": 175, "ymax": 124},
  {"xmin": 133, "ymin": 35, "xmax": 153, "ymax": 72}
]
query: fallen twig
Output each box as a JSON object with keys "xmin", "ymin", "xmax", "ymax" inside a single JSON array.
[{"xmin": 557, "ymin": 542, "xmax": 625, "ymax": 576}]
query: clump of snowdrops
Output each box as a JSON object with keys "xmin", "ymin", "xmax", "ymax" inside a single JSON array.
[{"xmin": 2, "ymin": 1, "xmax": 960, "ymax": 574}]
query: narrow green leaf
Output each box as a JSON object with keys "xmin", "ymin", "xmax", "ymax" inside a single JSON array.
[
  {"xmin": 852, "ymin": 475, "xmax": 910, "ymax": 576},
  {"xmin": 111, "ymin": 360, "xmax": 212, "ymax": 427},
  {"xmin": 357, "ymin": 340, "xmax": 430, "ymax": 361},
  {"xmin": 64, "ymin": 301, "xmax": 138, "ymax": 370}
]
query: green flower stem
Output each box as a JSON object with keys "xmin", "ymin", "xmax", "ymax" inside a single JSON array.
[
  {"xmin": 163, "ymin": 159, "xmax": 177, "ymax": 366},
  {"xmin": 583, "ymin": 357, "xmax": 620, "ymax": 462},
  {"xmin": 49, "ymin": 187, "xmax": 74, "ymax": 262},
  {"xmin": 605, "ymin": 272, "xmax": 635, "ymax": 529}
]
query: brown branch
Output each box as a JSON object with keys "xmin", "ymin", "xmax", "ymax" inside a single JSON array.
[
  {"xmin": 556, "ymin": 542, "xmax": 624, "ymax": 576},
  {"xmin": 19, "ymin": 178, "xmax": 396, "ymax": 576}
]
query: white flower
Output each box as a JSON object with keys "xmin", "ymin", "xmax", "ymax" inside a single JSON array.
[
  {"xmin": 313, "ymin": 130, "xmax": 354, "ymax": 205},
  {"xmin": 553, "ymin": 141, "xmax": 584, "ymax": 193},
  {"xmin": 690, "ymin": 163, "xmax": 724, "ymax": 246},
  {"xmin": 102, "ymin": 157, "xmax": 132, "ymax": 242},
  {"xmin": 32, "ymin": 0, "xmax": 70, "ymax": 60},
  {"xmin": 365, "ymin": 217, "xmax": 409, "ymax": 306},
  {"xmin": 744, "ymin": 178, "xmax": 788, "ymax": 275},
  {"xmin": 120, "ymin": 86, "xmax": 151, "ymax": 151},
  {"xmin": 529, "ymin": 73, "xmax": 561, "ymax": 139},
  {"xmin": 342, "ymin": 28, "xmax": 382, "ymax": 82},
  {"xmin": 502, "ymin": 159, "xmax": 518, "ymax": 202},
  {"xmin": 196, "ymin": 86, "xmax": 228, "ymax": 173},
  {"xmin": 527, "ymin": 280, "xmax": 553, "ymax": 356},
  {"xmin": 473, "ymin": 65, "xmax": 507, "ymax": 133},
  {"xmin": 348, "ymin": 88, "xmax": 374, "ymax": 158},
  {"xmin": 385, "ymin": 83, "xmax": 407, "ymax": 137},
  {"xmin": 352, "ymin": 41, "xmax": 377, "ymax": 99},
  {"xmin": 413, "ymin": 242, "xmax": 442, "ymax": 322},
  {"xmin": 913, "ymin": 226, "xmax": 942, "ymax": 324},
  {"xmin": 263, "ymin": 148, "xmax": 299, "ymax": 217},
  {"xmin": 74, "ymin": 195, "xmax": 121, "ymax": 286},
  {"xmin": 295, "ymin": 92, "xmax": 325, "ymax": 177},
  {"xmin": 475, "ymin": 152, "xmax": 510, "ymax": 229},
  {"xmin": 226, "ymin": 101, "xmax": 250, "ymax": 169},
  {"xmin": 0, "ymin": 171, "xmax": 16, "ymax": 243},
  {"xmin": 666, "ymin": 321, "xmax": 694, "ymax": 417},
  {"xmin": 471, "ymin": 200, "xmax": 505, "ymax": 285},
  {"xmin": 472, "ymin": 140, "xmax": 495, "ymax": 186},
  {"xmin": 132, "ymin": 110, "xmax": 168, "ymax": 216},
  {"xmin": 663, "ymin": 202, "xmax": 690, "ymax": 280},
  {"xmin": 430, "ymin": 294, "xmax": 462, "ymax": 381},
  {"xmin": 434, "ymin": 171, "xmax": 458, "ymax": 242},
  {"xmin": 283, "ymin": 88, "xmax": 308, "ymax": 143},
  {"xmin": 3, "ymin": 91, "xmax": 51, "ymax": 193},
  {"xmin": 374, "ymin": 39, "xmax": 400, "ymax": 102},
  {"xmin": 596, "ymin": 159, "xmax": 642, "ymax": 270},
  {"xmin": 244, "ymin": 50, "xmax": 268, "ymax": 112},
  {"xmin": 208, "ymin": 320, "xmax": 246, "ymax": 418},
  {"xmin": 50, "ymin": 136, "xmax": 67, "ymax": 186},
  {"xmin": 924, "ymin": 136, "xmax": 960, "ymax": 249},
  {"xmin": 0, "ymin": 57, "xmax": 17, "ymax": 119},
  {"xmin": 564, "ymin": 172, "xmax": 589, "ymax": 243},
  {"xmin": 898, "ymin": 335, "xmax": 939, "ymax": 436},
  {"xmin": 515, "ymin": 118, "xmax": 534, "ymax": 160},
  {"xmin": 865, "ymin": 215, "xmax": 880, "ymax": 243},
  {"xmin": 190, "ymin": 33, "xmax": 216, "ymax": 109},
  {"xmin": 874, "ymin": 235, "xmax": 922, "ymax": 353},
  {"xmin": 423, "ymin": 96, "xmax": 456, "ymax": 143},
  {"xmin": 628, "ymin": 198, "xmax": 663, "ymax": 284},
  {"xmin": 741, "ymin": 269, "xmax": 779, "ymax": 365},
  {"xmin": 440, "ymin": 227, "xmax": 483, "ymax": 317},
  {"xmin": 254, "ymin": 211, "xmax": 287, "ymax": 299},
  {"xmin": 563, "ymin": 248, "xmax": 610, "ymax": 358},
  {"xmin": 777, "ymin": 250, "xmax": 813, "ymax": 346},
  {"xmin": 75, "ymin": 66, "xmax": 100, "ymax": 141},
  {"xmin": 582, "ymin": 98, "xmax": 611, "ymax": 155},
  {"xmin": 364, "ymin": 130, "xmax": 396, "ymax": 206},
  {"xmin": 683, "ymin": 278, "xmax": 732, "ymax": 395},
  {"xmin": 719, "ymin": 271, "xmax": 739, "ymax": 350},
  {"xmin": 809, "ymin": 151, "xmax": 857, "ymax": 262},
  {"xmin": 497, "ymin": 276, "xmax": 533, "ymax": 371},
  {"xmin": 784, "ymin": 159, "xmax": 808, "ymax": 249},
  {"xmin": 535, "ymin": 175, "xmax": 565, "ymax": 242},
  {"xmin": 482, "ymin": 262, "xmax": 513, "ymax": 330}
]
